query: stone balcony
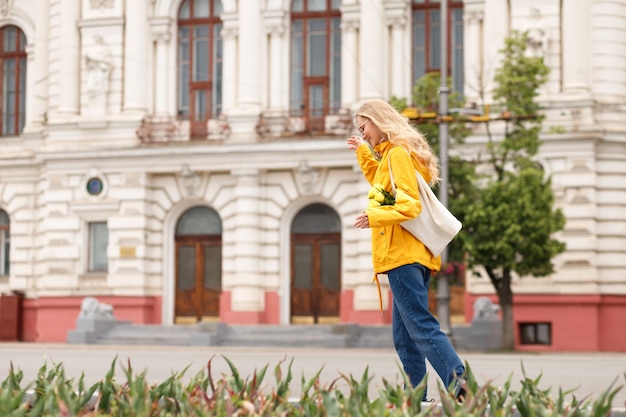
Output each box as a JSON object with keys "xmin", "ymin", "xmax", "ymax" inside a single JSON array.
[{"xmin": 136, "ymin": 109, "xmax": 354, "ymax": 144}]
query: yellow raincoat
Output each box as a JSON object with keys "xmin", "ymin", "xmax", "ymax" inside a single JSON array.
[{"xmin": 356, "ymin": 141, "xmax": 441, "ymax": 309}]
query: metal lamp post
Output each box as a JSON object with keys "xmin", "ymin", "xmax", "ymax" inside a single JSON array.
[{"xmin": 436, "ymin": 0, "xmax": 452, "ymax": 336}]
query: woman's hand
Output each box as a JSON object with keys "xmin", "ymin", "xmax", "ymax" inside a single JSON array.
[
  {"xmin": 354, "ymin": 211, "xmax": 370, "ymax": 229},
  {"xmin": 347, "ymin": 135, "xmax": 365, "ymax": 150}
]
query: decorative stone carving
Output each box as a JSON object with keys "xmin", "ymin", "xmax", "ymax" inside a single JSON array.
[
  {"xmin": 90, "ymin": 0, "xmax": 114, "ymax": 8},
  {"xmin": 325, "ymin": 108, "xmax": 353, "ymax": 136},
  {"xmin": 207, "ymin": 114, "xmax": 231, "ymax": 141},
  {"xmin": 257, "ymin": 111, "xmax": 351, "ymax": 137},
  {"xmin": 136, "ymin": 117, "xmax": 190, "ymax": 142},
  {"xmin": 256, "ymin": 111, "xmax": 289, "ymax": 137},
  {"xmin": 84, "ymin": 35, "xmax": 112, "ymax": 116},
  {"xmin": 79, "ymin": 297, "xmax": 114, "ymax": 319},
  {"xmin": 472, "ymin": 297, "xmax": 500, "ymax": 320},
  {"xmin": 526, "ymin": 8, "xmax": 548, "ymax": 58},
  {"xmin": 179, "ymin": 165, "xmax": 200, "ymax": 198},
  {"xmin": 297, "ymin": 160, "xmax": 320, "ymax": 195},
  {"xmin": 287, "ymin": 116, "xmax": 306, "ymax": 134},
  {"xmin": 0, "ymin": 0, "xmax": 13, "ymax": 18}
]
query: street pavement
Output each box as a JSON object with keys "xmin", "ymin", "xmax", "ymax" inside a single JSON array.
[{"xmin": 1, "ymin": 343, "xmax": 625, "ymax": 408}]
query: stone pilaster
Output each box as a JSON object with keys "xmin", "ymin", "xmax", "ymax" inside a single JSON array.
[
  {"xmin": 123, "ymin": 0, "xmax": 149, "ymax": 114},
  {"xmin": 262, "ymin": 9, "xmax": 287, "ymax": 111},
  {"xmin": 340, "ymin": 3, "xmax": 360, "ymax": 108},
  {"xmin": 227, "ymin": 169, "xmax": 265, "ymax": 318},
  {"xmin": 359, "ymin": 0, "xmax": 385, "ymax": 99},
  {"xmin": 384, "ymin": 0, "xmax": 410, "ymax": 100}
]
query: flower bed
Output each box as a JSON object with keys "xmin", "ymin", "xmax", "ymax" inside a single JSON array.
[{"xmin": 1, "ymin": 357, "xmax": 623, "ymax": 416}]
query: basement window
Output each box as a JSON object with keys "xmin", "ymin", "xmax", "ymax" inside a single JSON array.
[{"xmin": 519, "ymin": 322, "xmax": 552, "ymax": 345}]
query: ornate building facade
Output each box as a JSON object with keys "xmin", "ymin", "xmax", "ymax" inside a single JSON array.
[{"xmin": 0, "ymin": 0, "xmax": 624, "ymax": 351}]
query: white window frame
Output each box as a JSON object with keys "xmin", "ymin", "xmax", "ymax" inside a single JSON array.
[{"xmin": 87, "ymin": 221, "xmax": 109, "ymax": 273}]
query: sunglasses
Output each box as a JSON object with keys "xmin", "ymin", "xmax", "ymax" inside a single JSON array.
[{"xmin": 357, "ymin": 119, "xmax": 369, "ymax": 135}]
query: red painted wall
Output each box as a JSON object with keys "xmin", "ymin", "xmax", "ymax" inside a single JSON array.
[
  {"xmin": 14, "ymin": 291, "xmax": 626, "ymax": 352},
  {"xmin": 219, "ymin": 291, "xmax": 280, "ymax": 324},
  {"xmin": 465, "ymin": 293, "xmax": 626, "ymax": 352},
  {"xmin": 598, "ymin": 295, "xmax": 626, "ymax": 351},
  {"xmin": 20, "ymin": 296, "xmax": 160, "ymax": 343},
  {"xmin": 340, "ymin": 289, "xmax": 392, "ymax": 324}
]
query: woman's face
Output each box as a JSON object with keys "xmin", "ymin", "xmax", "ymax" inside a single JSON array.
[{"xmin": 357, "ymin": 117, "xmax": 384, "ymax": 147}]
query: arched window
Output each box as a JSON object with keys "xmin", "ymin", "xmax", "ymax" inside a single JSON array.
[
  {"xmin": 175, "ymin": 205, "xmax": 222, "ymax": 235},
  {"xmin": 412, "ymin": 0, "xmax": 464, "ymax": 95},
  {"xmin": 0, "ymin": 209, "xmax": 9, "ymax": 276},
  {"xmin": 291, "ymin": 0, "xmax": 342, "ymax": 133},
  {"xmin": 177, "ymin": 0, "xmax": 223, "ymax": 139},
  {"xmin": 291, "ymin": 203, "xmax": 341, "ymax": 233},
  {"xmin": 0, "ymin": 25, "xmax": 27, "ymax": 136}
]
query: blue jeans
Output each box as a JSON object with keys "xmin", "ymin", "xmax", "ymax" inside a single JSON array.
[{"xmin": 387, "ymin": 263, "xmax": 465, "ymax": 399}]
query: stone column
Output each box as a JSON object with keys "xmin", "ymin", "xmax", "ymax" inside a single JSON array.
[
  {"xmin": 263, "ymin": 9, "xmax": 287, "ymax": 110},
  {"xmin": 22, "ymin": 43, "xmax": 39, "ymax": 132},
  {"xmin": 562, "ymin": 0, "xmax": 590, "ymax": 97},
  {"xmin": 384, "ymin": 1, "xmax": 410, "ymax": 100},
  {"xmin": 359, "ymin": 0, "xmax": 385, "ymax": 99},
  {"xmin": 54, "ymin": 0, "xmax": 80, "ymax": 117},
  {"xmin": 23, "ymin": 1, "xmax": 48, "ymax": 132},
  {"xmin": 237, "ymin": 0, "xmax": 262, "ymax": 109},
  {"xmin": 123, "ymin": 0, "xmax": 149, "ymax": 114},
  {"xmin": 229, "ymin": 169, "xmax": 264, "ymax": 320},
  {"xmin": 589, "ymin": 0, "xmax": 625, "ymax": 100},
  {"xmin": 226, "ymin": 0, "xmax": 262, "ymax": 139},
  {"xmin": 340, "ymin": 3, "xmax": 359, "ymax": 108},
  {"xmin": 481, "ymin": 0, "xmax": 508, "ymax": 101},
  {"xmin": 220, "ymin": 13, "xmax": 238, "ymax": 115},
  {"xmin": 463, "ymin": 9, "xmax": 484, "ymax": 104},
  {"xmin": 150, "ymin": 18, "xmax": 172, "ymax": 118}
]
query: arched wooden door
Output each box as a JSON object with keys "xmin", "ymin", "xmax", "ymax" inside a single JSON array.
[
  {"xmin": 291, "ymin": 203, "xmax": 341, "ymax": 324},
  {"xmin": 174, "ymin": 206, "xmax": 222, "ymax": 323}
]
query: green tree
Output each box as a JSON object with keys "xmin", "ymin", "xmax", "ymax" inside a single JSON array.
[{"xmin": 463, "ymin": 31, "xmax": 566, "ymax": 350}]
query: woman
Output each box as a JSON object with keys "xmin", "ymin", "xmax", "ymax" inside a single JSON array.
[{"xmin": 347, "ymin": 98, "xmax": 466, "ymax": 402}]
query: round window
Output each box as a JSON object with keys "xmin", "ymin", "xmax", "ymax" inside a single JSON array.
[{"xmin": 86, "ymin": 177, "xmax": 104, "ymax": 196}]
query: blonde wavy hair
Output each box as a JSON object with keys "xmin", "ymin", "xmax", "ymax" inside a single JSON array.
[{"xmin": 355, "ymin": 98, "xmax": 440, "ymax": 185}]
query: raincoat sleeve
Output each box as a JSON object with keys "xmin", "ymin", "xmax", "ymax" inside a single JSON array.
[
  {"xmin": 355, "ymin": 143, "xmax": 380, "ymax": 185},
  {"xmin": 369, "ymin": 146, "xmax": 422, "ymax": 227}
]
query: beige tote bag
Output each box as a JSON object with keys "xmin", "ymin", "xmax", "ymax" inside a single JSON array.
[{"xmin": 388, "ymin": 153, "xmax": 462, "ymax": 257}]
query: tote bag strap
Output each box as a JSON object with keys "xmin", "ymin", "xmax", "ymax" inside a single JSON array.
[
  {"xmin": 387, "ymin": 146, "xmax": 427, "ymax": 194},
  {"xmin": 388, "ymin": 156, "xmax": 397, "ymax": 195}
]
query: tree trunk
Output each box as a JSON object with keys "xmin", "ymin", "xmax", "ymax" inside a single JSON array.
[
  {"xmin": 499, "ymin": 295, "xmax": 515, "ymax": 350},
  {"xmin": 496, "ymin": 269, "xmax": 515, "ymax": 350}
]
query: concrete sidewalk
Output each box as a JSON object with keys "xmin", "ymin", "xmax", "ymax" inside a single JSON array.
[{"xmin": 1, "ymin": 343, "xmax": 625, "ymax": 410}]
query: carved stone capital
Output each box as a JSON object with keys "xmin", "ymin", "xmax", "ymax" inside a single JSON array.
[
  {"xmin": 150, "ymin": 17, "xmax": 173, "ymax": 43},
  {"xmin": 383, "ymin": 0, "xmax": 409, "ymax": 27},
  {"xmin": 340, "ymin": 19, "xmax": 360, "ymax": 32},
  {"xmin": 387, "ymin": 15, "xmax": 407, "ymax": 28},
  {"xmin": 465, "ymin": 11, "xmax": 484, "ymax": 23},
  {"xmin": 221, "ymin": 25, "xmax": 239, "ymax": 40},
  {"xmin": 263, "ymin": 9, "xmax": 287, "ymax": 36}
]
